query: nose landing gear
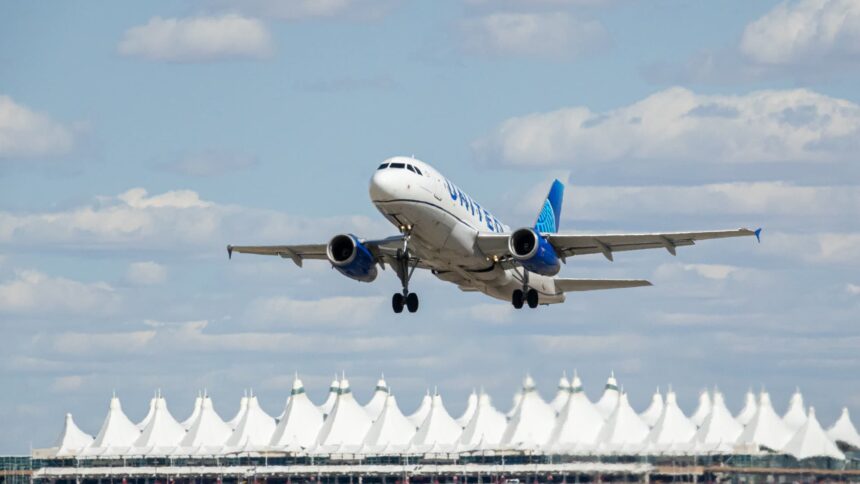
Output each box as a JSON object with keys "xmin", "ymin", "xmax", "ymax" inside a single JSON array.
[{"xmin": 392, "ymin": 236, "xmax": 420, "ymax": 314}]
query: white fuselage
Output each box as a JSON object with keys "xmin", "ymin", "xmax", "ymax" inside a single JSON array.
[{"xmin": 369, "ymin": 156, "xmax": 564, "ymax": 304}]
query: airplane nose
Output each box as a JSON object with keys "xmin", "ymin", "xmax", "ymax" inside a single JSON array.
[{"xmin": 369, "ymin": 168, "xmax": 398, "ymax": 201}]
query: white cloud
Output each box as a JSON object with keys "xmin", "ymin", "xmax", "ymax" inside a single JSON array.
[
  {"xmin": 0, "ymin": 95, "xmax": 76, "ymax": 159},
  {"xmin": 246, "ymin": 295, "xmax": 384, "ymax": 326},
  {"xmin": 681, "ymin": 264, "xmax": 740, "ymax": 281},
  {"xmin": 473, "ymin": 87, "xmax": 860, "ymax": 166},
  {"xmin": 847, "ymin": 283, "xmax": 860, "ymax": 295},
  {"xmin": 461, "ymin": 12, "xmax": 608, "ymax": 60},
  {"xmin": 126, "ymin": 261, "xmax": 167, "ymax": 286},
  {"xmin": 767, "ymin": 232, "xmax": 860, "ymax": 264},
  {"xmin": 740, "ymin": 0, "xmax": 860, "ymax": 66},
  {"xmin": 50, "ymin": 375, "xmax": 85, "ymax": 393},
  {"xmin": 0, "ymin": 270, "xmax": 120, "ymax": 315},
  {"xmin": 118, "ymin": 14, "xmax": 273, "ymax": 62}
]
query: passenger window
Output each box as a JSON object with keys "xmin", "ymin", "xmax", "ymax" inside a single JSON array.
[
  {"xmin": 390, "ymin": 162, "xmax": 406, "ymax": 169},
  {"xmin": 407, "ymin": 165, "xmax": 416, "ymax": 173},
  {"xmin": 377, "ymin": 163, "xmax": 389, "ymax": 170}
]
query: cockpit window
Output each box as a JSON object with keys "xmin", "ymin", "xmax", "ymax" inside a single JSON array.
[
  {"xmin": 406, "ymin": 164, "xmax": 417, "ymax": 173},
  {"xmin": 414, "ymin": 166, "xmax": 423, "ymax": 175},
  {"xmin": 390, "ymin": 162, "xmax": 406, "ymax": 169},
  {"xmin": 377, "ymin": 163, "xmax": 389, "ymax": 170}
]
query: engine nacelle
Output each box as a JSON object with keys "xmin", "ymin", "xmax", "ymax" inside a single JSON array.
[
  {"xmin": 508, "ymin": 227, "xmax": 561, "ymax": 276},
  {"xmin": 326, "ymin": 234, "xmax": 378, "ymax": 282}
]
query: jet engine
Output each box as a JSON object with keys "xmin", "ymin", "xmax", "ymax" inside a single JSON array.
[
  {"xmin": 508, "ymin": 227, "xmax": 561, "ymax": 276},
  {"xmin": 326, "ymin": 234, "xmax": 378, "ymax": 282}
]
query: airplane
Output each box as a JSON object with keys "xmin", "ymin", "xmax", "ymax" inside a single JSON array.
[{"xmin": 228, "ymin": 156, "xmax": 760, "ymax": 314}]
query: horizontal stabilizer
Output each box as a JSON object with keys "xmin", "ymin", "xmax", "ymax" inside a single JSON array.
[{"xmin": 555, "ymin": 278, "xmax": 652, "ymax": 292}]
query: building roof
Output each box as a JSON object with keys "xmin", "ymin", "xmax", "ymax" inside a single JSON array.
[
  {"xmin": 363, "ymin": 375, "xmax": 389, "ymax": 421},
  {"xmin": 735, "ymin": 390, "xmax": 757, "ymax": 426},
  {"xmin": 180, "ymin": 394, "xmax": 203, "ymax": 430},
  {"xmin": 549, "ymin": 372, "xmax": 571, "ymax": 414},
  {"xmin": 690, "ymin": 390, "xmax": 712, "ymax": 427},
  {"xmin": 456, "ymin": 390, "xmax": 478, "ymax": 427},
  {"xmin": 737, "ymin": 391, "xmax": 793, "ymax": 452},
  {"xmin": 644, "ymin": 390, "xmax": 696, "ymax": 453},
  {"xmin": 53, "ymin": 413, "xmax": 94, "ymax": 457},
  {"xmin": 319, "ymin": 376, "xmax": 340, "ymax": 418},
  {"xmin": 501, "ymin": 375, "xmax": 556, "ymax": 449},
  {"xmin": 411, "ymin": 392, "xmax": 462, "ymax": 449},
  {"xmin": 227, "ymin": 394, "xmax": 249, "ymax": 431},
  {"xmin": 693, "ymin": 390, "xmax": 743, "ymax": 452},
  {"xmin": 640, "ymin": 388, "xmax": 664, "ymax": 428},
  {"xmin": 225, "ymin": 393, "xmax": 276, "ymax": 448},
  {"xmin": 407, "ymin": 390, "xmax": 432, "ymax": 427},
  {"xmin": 782, "ymin": 388, "xmax": 807, "ymax": 433},
  {"xmin": 134, "ymin": 394, "xmax": 186, "ymax": 449},
  {"xmin": 781, "ymin": 407, "xmax": 845, "ymax": 460},
  {"xmin": 364, "ymin": 394, "xmax": 415, "ymax": 450},
  {"xmin": 548, "ymin": 373, "xmax": 603, "ymax": 451},
  {"xmin": 136, "ymin": 395, "xmax": 156, "ymax": 430},
  {"xmin": 459, "ymin": 391, "xmax": 506, "ymax": 450},
  {"xmin": 826, "ymin": 407, "xmax": 860, "ymax": 449},
  {"xmin": 596, "ymin": 392, "xmax": 650, "ymax": 452},
  {"xmin": 179, "ymin": 394, "xmax": 231, "ymax": 448},
  {"xmin": 89, "ymin": 395, "xmax": 141, "ymax": 450},
  {"xmin": 270, "ymin": 376, "xmax": 323, "ymax": 450},
  {"xmin": 595, "ymin": 372, "xmax": 620, "ymax": 420},
  {"xmin": 315, "ymin": 377, "xmax": 372, "ymax": 449}
]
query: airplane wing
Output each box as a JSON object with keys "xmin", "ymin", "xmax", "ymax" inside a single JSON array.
[
  {"xmin": 227, "ymin": 235, "xmax": 424, "ymax": 268},
  {"xmin": 476, "ymin": 228, "xmax": 760, "ymax": 262},
  {"xmin": 554, "ymin": 278, "xmax": 652, "ymax": 292}
]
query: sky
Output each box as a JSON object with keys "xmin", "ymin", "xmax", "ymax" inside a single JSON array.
[{"xmin": 2, "ymin": 0, "xmax": 860, "ymax": 454}]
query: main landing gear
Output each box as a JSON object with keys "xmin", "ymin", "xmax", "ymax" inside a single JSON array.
[
  {"xmin": 512, "ymin": 270, "xmax": 539, "ymax": 309},
  {"xmin": 392, "ymin": 237, "xmax": 420, "ymax": 314}
]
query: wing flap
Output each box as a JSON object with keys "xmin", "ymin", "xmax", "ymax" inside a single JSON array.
[{"xmin": 555, "ymin": 278, "xmax": 652, "ymax": 292}]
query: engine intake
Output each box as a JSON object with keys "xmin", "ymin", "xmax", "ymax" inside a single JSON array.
[
  {"xmin": 508, "ymin": 227, "xmax": 561, "ymax": 276},
  {"xmin": 326, "ymin": 234, "xmax": 378, "ymax": 282}
]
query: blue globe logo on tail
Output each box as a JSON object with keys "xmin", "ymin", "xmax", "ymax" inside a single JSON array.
[{"xmin": 534, "ymin": 179, "xmax": 564, "ymax": 234}]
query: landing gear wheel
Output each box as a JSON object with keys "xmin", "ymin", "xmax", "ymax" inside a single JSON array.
[
  {"xmin": 512, "ymin": 289, "xmax": 524, "ymax": 309},
  {"xmin": 392, "ymin": 293, "xmax": 405, "ymax": 313},
  {"xmin": 526, "ymin": 289, "xmax": 539, "ymax": 309},
  {"xmin": 406, "ymin": 293, "xmax": 419, "ymax": 313}
]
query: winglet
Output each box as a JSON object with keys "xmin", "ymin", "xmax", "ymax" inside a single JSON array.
[
  {"xmin": 754, "ymin": 228, "xmax": 762, "ymax": 243},
  {"xmin": 227, "ymin": 245, "xmax": 233, "ymax": 259}
]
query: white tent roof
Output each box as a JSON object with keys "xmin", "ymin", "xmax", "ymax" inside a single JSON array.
[
  {"xmin": 363, "ymin": 375, "xmax": 389, "ymax": 421},
  {"xmin": 134, "ymin": 395, "xmax": 186, "ymax": 448},
  {"xmin": 690, "ymin": 390, "xmax": 711, "ymax": 427},
  {"xmin": 595, "ymin": 372, "xmax": 620, "ymax": 420},
  {"xmin": 458, "ymin": 391, "xmax": 506, "ymax": 449},
  {"xmin": 315, "ymin": 377, "xmax": 372, "ymax": 448},
  {"xmin": 596, "ymin": 392, "xmax": 650, "ymax": 451},
  {"xmin": 227, "ymin": 394, "xmax": 249, "ymax": 430},
  {"xmin": 270, "ymin": 376, "xmax": 323, "ymax": 449},
  {"xmin": 737, "ymin": 391, "xmax": 792, "ymax": 451},
  {"xmin": 411, "ymin": 392, "xmax": 462, "ymax": 447},
  {"xmin": 736, "ymin": 390, "xmax": 757, "ymax": 426},
  {"xmin": 456, "ymin": 389, "xmax": 478, "ymax": 427},
  {"xmin": 501, "ymin": 375, "xmax": 555, "ymax": 448},
  {"xmin": 644, "ymin": 390, "xmax": 696, "ymax": 452},
  {"xmin": 364, "ymin": 394, "xmax": 415, "ymax": 448},
  {"xmin": 90, "ymin": 395, "xmax": 141, "ymax": 449},
  {"xmin": 507, "ymin": 390, "xmax": 522, "ymax": 418},
  {"xmin": 640, "ymin": 388, "xmax": 664, "ymax": 428},
  {"xmin": 782, "ymin": 388, "xmax": 807, "ymax": 433},
  {"xmin": 548, "ymin": 373, "xmax": 603, "ymax": 450},
  {"xmin": 319, "ymin": 376, "xmax": 340, "ymax": 417},
  {"xmin": 407, "ymin": 390, "xmax": 432, "ymax": 427},
  {"xmin": 549, "ymin": 372, "xmax": 571, "ymax": 414},
  {"xmin": 53, "ymin": 413, "xmax": 94, "ymax": 457},
  {"xmin": 781, "ymin": 407, "xmax": 845, "ymax": 460},
  {"xmin": 225, "ymin": 394, "xmax": 276, "ymax": 448},
  {"xmin": 826, "ymin": 407, "xmax": 860, "ymax": 449},
  {"xmin": 180, "ymin": 393, "xmax": 203, "ymax": 430},
  {"xmin": 179, "ymin": 394, "xmax": 232, "ymax": 448},
  {"xmin": 693, "ymin": 390, "xmax": 743, "ymax": 451},
  {"xmin": 136, "ymin": 395, "xmax": 156, "ymax": 430}
]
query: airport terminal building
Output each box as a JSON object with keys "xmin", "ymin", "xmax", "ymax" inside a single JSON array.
[{"xmin": 8, "ymin": 373, "xmax": 860, "ymax": 483}]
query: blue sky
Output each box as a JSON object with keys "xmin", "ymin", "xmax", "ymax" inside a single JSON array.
[{"xmin": 2, "ymin": 0, "xmax": 860, "ymax": 453}]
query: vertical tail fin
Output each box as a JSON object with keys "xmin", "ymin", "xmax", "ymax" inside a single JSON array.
[{"xmin": 534, "ymin": 179, "xmax": 564, "ymax": 234}]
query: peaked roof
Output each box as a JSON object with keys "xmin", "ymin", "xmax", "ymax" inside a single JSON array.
[
  {"xmin": 180, "ymin": 395, "xmax": 232, "ymax": 448},
  {"xmin": 91, "ymin": 395, "xmax": 141, "ymax": 449},
  {"xmin": 227, "ymin": 394, "xmax": 249, "ymax": 430},
  {"xmin": 136, "ymin": 395, "xmax": 157, "ymax": 430},
  {"xmin": 782, "ymin": 407, "xmax": 845, "ymax": 460},
  {"xmin": 548, "ymin": 373, "xmax": 603, "ymax": 450},
  {"xmin": 411, "ymin": 392, "xmax": 462, "ymax": 447},
  {"xmin": 549, "ymin": 372, "xmax": 571, "ymax": 414},
  {"xmin": 782, "ymin": 389, "xmax": 807, "ymax": 432},
  {"xmin": 644, "ymin": 390, "xmax": 696, "ymax": 452},
  {"xmin": 364, "ymin": 394, "xmax": 415, "ymax": 448},
  {"xmin": 54, "ymin": 413, "xmax": 94, "ymax": 456},
  {"xmin": 827, "ymin": 407, "xmax": 860, "ymax": 448},
  {"xmin": 737, "ymin": 391, "xmax": 793, "ymax": 451},
  {"xmin": 270, "ymin": 376, "xmax": 323, "ymax": 449},
  {"xmin": 596, "ymin": 392, "xmax": 650, "ymax": 450},
  {"xmin": 315, "ymin": 377, "xmax": 372, "ymax": 448},
  {"xmin": 456, "ymin": 390, "xmax": 478, "ymax": 427},
  {"xmin": 693, "ymin": 390, "xmax": 743, "ymax": 451},
  {"xmin": 459, "ymin": 391, "xmax": 506, "ymax": 449},
  {"xmin": 736, "ymin": 390, "xmax": 757, "ymax": 426},
  {"xmin": 134, "ymin": 395, "xmax": 186, "ymax": 448},
  {"xmin": 595, "ymin": 372, "xmax": 620, "ymax": 420},
  {"xmin": 407, "ymin": 390, "xmax": 432, "ymax": 427},
  {"xmin": 319, "ymin": 376, "xmax": 340, "ymax": 417},
  {"xmin": 181, "ymin": 394, "xmax": 203, "ymax": 430},
  {"xmin": 640, "ymin": 388, "xmax": 664, "ymax": 428},
  {"xmin": 501, "ymin": 375, "xmax": 555, "ymax": 448},
  {"xmin": 363, "ymin": 375, "xmax": 389, "ymax": 421},
  {"xmin": 225, "ymin": 394, "xmax": 276, "ymax": 448},
  {"xmin": 507, "ymin": 390, "xmax": 522, "ymax": 418},
  {"xmin": 690, "ymin": 390, "xmax": 712, "ymax": 427}
]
